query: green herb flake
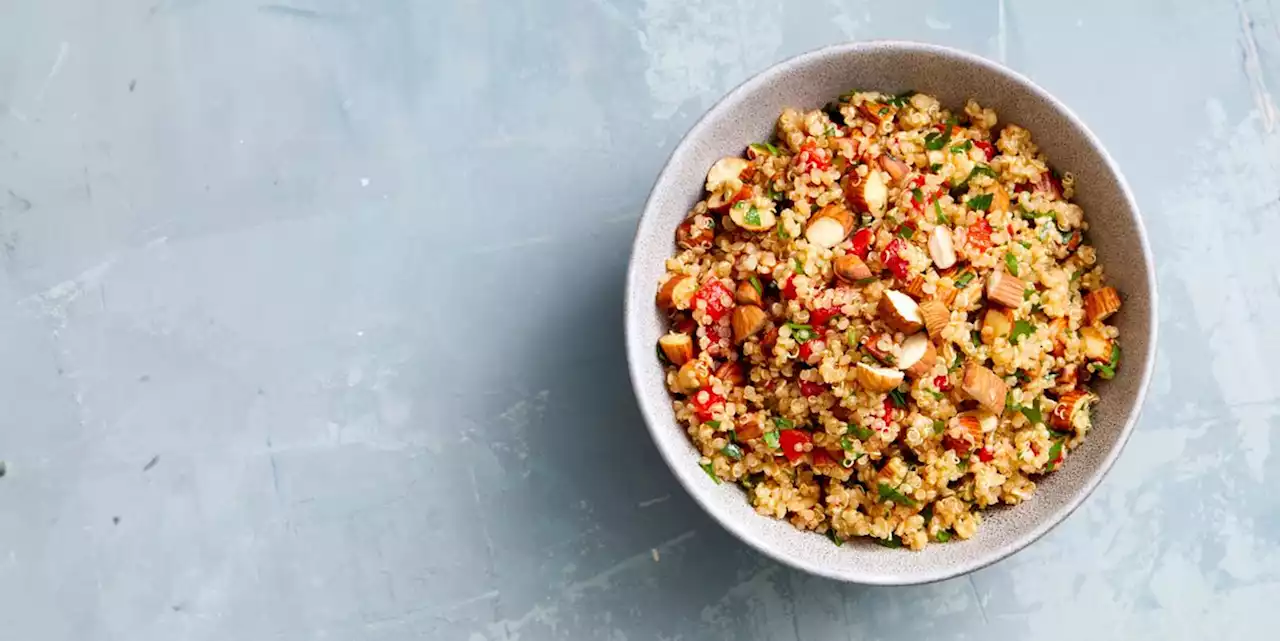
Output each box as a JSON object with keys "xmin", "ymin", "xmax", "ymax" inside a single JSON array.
[
  {"xmin": 763, "ymin": 430, "xmax": 781, "ymax": 449},
  {"xmin": 840, "ymin": 436, "xmax": 855, "ymax": 452},
  {"xmin": 933, "ymin": 419, "xmax": 947, "ymax": 434},
  {"xmin": 950, "ymin": 140, "xmax": 973, "ymax": 154},
  {"xmin": 1019, "ymin": 241, "xmax": 1032, "ymax": 249},
  {"xmin": 854, "ymin": 277, "xmax": 879, "ymax": 285},
  {"xmin": 785, "ymin": 322, "xmax": 814, "ymax": 343},
  {"xmin": 700, "ymin": 462, "xmax": 721, "ymax": 484},
  {"xmin": 924, "ymin": 125, "xmax": 952, "ymax": 151},
  {"xmin": 935, "ymin": 530, "xmax": 952, "ymax": 543},
  {"xmin": 876, "ymin": 535, "xmax": 904, "ymax": 549},
  {"xmin": 793, "ymin": 257, "xmax": 805, "ymax": 274},
  {"xmin": 826, "ymin": 528, "xmax": 845, "ymax": 546},
  {"xmin": 851, "ymin": 424, "xmax": 874, "ymax": 440},
  {"xmin": 656, "ymin": 343, "xmax": 669, "ymax": 365},
  {"xmin": 912, "ymin": 188, "xmax": 924, "ymax": 204},
  {"xmin": 1046, "ymin": 441, "xmax": 1065, "ymax": 471},
  {"xmin": 1020, "ymin": 398, "xmax": 1043, "ymax": 426},
  {"xmin": 954, "ymin": 271, "xmax": 976, "ymax": 288},
  {"xmin": 846, "ymin": 328, "xmax": 860, "ymax": 348},
  {"xmin": 1024, "ymin": 288, "xmax": 1035, "ymax": 301},
  {"xmin": 1095, "ymin": 344, "xmax": 1121, "ymax": 380},
  {"xmin": 950, "ymin": 351, "xmax": 964, "ymax": 371},
  {"xmin": 777, "ymin": 224, "xmax": 790, "ymax": 240},
  {"xmin": 1069, "ymin": 269, "xmax": 1082, "ymax": 284},
  {"xmin": 1009, "ymin": 319, "xmax": 1035, "ymax": 344},
  {"xmin": 1004, "ymin": 252, "xmax": 1019, "ymax": 276},
  {"xmin": 888, "ymin": 388, "xmax": 908, "ymax": 409},
  {"xmin": 878, "ymin": 106, "xmax": 890, "ymax": 116},
  {"xmin": 749, "ymin": 275, "xmax": 763, "ymax": 297},
  {"xmin": 750, "ymin": 141, "xmax": 782, "ymax": 156},
  {"xmin": 929, "ymin": 390, "xmax": 945, "ymax": 401},
  {"xmin": 705, "ymin": 420, "xmax": 722, "ymax": 429},
  {"xmin": 934, "ymin": 201, "xmax": 949, "ymax": 225},
  {"xmin": 772, "ymin": 416, "xmax": 795, "ymax": 430},
  {"xmin": 898, "ymin": 225, "xmax": 915, "ymax": 240},
  {"xmin": 930, "ymin": 162, "xmax": 943, "ymax": 172},
  {"xmin": 954, "ymin": 164, "xmax": 998, "ymax": 190},
  {"xmin": 878, "ymin": 482, "xmax": 918, "ymax": 507},
  {"xmin": 922, "ymin": 505, "xmax": 934, "ymax": 524},
  {"xmin": 721, "ymin": 443, "xmax": 744, "ymax": 460},
  {"xmin": 967, "ymin": 193, "xmax": 994, "ymax": 211},
  {"xmin": 884, "ymin": 90, "xmax": 916, "ymax": 108},
  {"xmin": 744, "ymin": 206, "xmax": 762, "ymax": 227}
]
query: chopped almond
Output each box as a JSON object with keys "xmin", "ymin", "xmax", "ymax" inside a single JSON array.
[
  {"xmin": 860, "ymin": 333, "xmax": 895, "ymax": 366},
  {"xmin": 1050, "ymin": 389, "xmax": 1095, "ymax": 433},
  {"xmin": 1084, "ymin": 287, "xmax": 1121, "ymax": 324},
  {"xmin": 714, "ymin": 360, "xmax": 746, "ymax": 386},
  {"xmin": 675, "ymin": 215, "xmax": 715, "ymax": 250},
  {"xmin": 1080, "ymin": 326, "xmax": 1112, "ymax": 361},
  {"xmin": 729, "ymin": 198, "xmax": 778, "ymax": 232},
  {"xmin": 961, "ymin": 362, "xmax": 1007, "ymax": 415},
  {"xmin": 986, "ymin": 269, "xmax": 1026, "ymax": 308},
  {"xmin": 945, "ymin": 414, "xmax": 984, "ymax": 455},
  {"xmin": 705, "ymin": 157, "xmax": 749, "ymax": 194},
  {"xmin": 928, "ymin": 226, "xmax": 957, "ymax": 269},
  {"xmin": 804, "ymin": 204, "xmax": 856, "ymax": 248},
  {"xmin": 900, "ymin": 333, "xmax": 937, "ymax": 378},
  {"xmin": 834, "ymin": 254, "xmax": 874, "ymax": 284},
  {"xmin": 933, "ymin": 281, "xmax": 959, "ymax": 307},
  {"xmin": 878, "ymin": 154, "xmax": 910, "ymax": 184},
  {"xmin": 858, "ymin": 101, "xmax": 897, "ymax": 124},
  {"xmin": 856, "ymin": 362, "xmax": 904, "ymax": 393},
  {"xmin": 731, "ymin": 305, "xmax": 768, "ymax": 343},
  {"xmin": 980, "ymin": 307, "xmax": 1013, "ymax": 345},
  {"xmin": 656, "ymin": 274, "xmax": 698, "ymax": 311},
  {"xmin": 735, "ymin": 414, "xmax": 764, "ymax": 440},
  {"xmin": 992, "ymin": 184, "xmax": 1011, "ymax": 213},
  {"xmin": 918, "ymin": 299, "xmax": 950, "ymax": 342},
  {"xmin": 658, "ymin": 333, "xmax": 694, "ymax": 365},
  {"xmin": 1048, "ymin": 317, "xmax": 1068, "ymax": 357},
  {"xmin": 675, "ymin": 359, "xmax": 711, "ymax": 393},
  {"xmin": 878, "ymin": 289, "xmax": 924, "ymax": 333},
  {"xmin": 735, "ymin": 280, "xmax": 763, "ymax": 306},
  {"xmin": 901, "ymin": 276, "xmax": 927, "ymax": 300},
  {"xmin": 844, "ymin": 169, "xmax": 888, "ymax": 215},
  {"xmin": 707, "ymin": 184, "xmax": 751, "ymax": 213}
]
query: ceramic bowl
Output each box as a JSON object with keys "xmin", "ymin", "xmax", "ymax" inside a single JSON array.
[{"xmin": 624, "ymin": 41, "xmax": 1156, "ymax": 584}]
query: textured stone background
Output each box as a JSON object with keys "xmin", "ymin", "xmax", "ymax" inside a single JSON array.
[{"xmin": 1, "ymin": 0, "xmax": 1278, "ymax": 639}]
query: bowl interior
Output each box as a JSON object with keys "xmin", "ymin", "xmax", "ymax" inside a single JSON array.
[{"xmin": 625, "ymin": 42, "xmax": 1155, "ymax": 584}]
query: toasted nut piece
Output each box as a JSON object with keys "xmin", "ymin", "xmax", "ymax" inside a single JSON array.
[
  {"xmin": 928, "ymin": 226, "xmax": 957, "ymax": 269},
  {"xmin": 1050, "ymin": 389, "xmax": 1095, "ymax": 432},
  {"xmin": 833, "ymin": 254, "xmax": 874, "ymax": 284},
  {"xmin": 804, "ymin": 204, "xmax": 856, "ymax": 248},
  {"xmin": 735, "ymin": 414, "xmax": 764, "ymax": 440},
  {"xmin": 1084, "ymin": 287, "xmax": 1121, "ymax": 324},
  {"xmin": 714, "ymin": 360, "xmax": 746, "ymax": 386},
  {"xmin": 731, "ymin": 304, "xmax": 768, "ymax": 343},
  {"xmin": 901, "ymin": 275, "xmax": 927, "ymax": 300},
  {"xmin": 675, "ymin": 215, "xmax": 715, "ymax": 250},
  {"xmin": 735, "ymin": 280, "xmax": 763, "ymax": 306},
  {"xmin": 918, "ymin": 299, "xmax": 950, "ymax": 342},
  {"xmin": 900, "ymin": 333, "xmax": 937, "ymax": 378},
  {"xmin": 860, "ymin": 333, "xmax": 894, "ymax": 366},
  {"xmin": 986, "ymin": 269, "xmax": 1026, "ymax": 308},
  {"xmin": 656, "ymin": 274, "xmax": 698, "ymax": 311},
  {"xmin": 878, "ymin": 154, "xmax": 910, "ymax": 183},
  {"xmin": 992, "ymin": 184, "xmax": 1011, "ymax": 213},
  {"xmin": 706, "ymin": 157, "xmax": 749, "ymax": 194},
  {"xmin": 857, "ymin": 101, "xmax": 897, "ymax": 125},
  {"xmin": 1048, "ymin": 317, "xmax": 1068, "ymax": 357},
  {"xmin": 981, "ymin": 307, "xmax": 1013, "ymax": 345},
  {"xmin": 729, "ymin": 199, "xmax": 778, "ymax": 232},
  {"xmin": 658, "ymin": 333, "xmax": 694, "ymax": 365},
  {"xmin": 856, "ymin": 362, "xmax": 904, "ymax": 393},
  {"xmin": 961, "ymin": 362, "xmax": 1008, "ymax": 415},
  {"xmin": 1080, "ymin": 326, "xmax": 1112, "ymax": 361},
  {"xmin": 944, "ymin": 414, "xmax": 984, "ymax": 455},
  {"xmin": 933, "ymin": 281, "xmax": 959, "ymax": 307},
  {"xmin": 706, "ymin": 184, "xmax": 751, "ymax": 213},
  {"xmin": 675, "ymin": 359, "xmax": 711, "ymax": 393},
  {"xmin": 878, "ymin": 289, "xmax": 924, "ymax": 334},
  {"xmin": 844, "ymin": 169, "xmax": 888, "ymax": 214}
]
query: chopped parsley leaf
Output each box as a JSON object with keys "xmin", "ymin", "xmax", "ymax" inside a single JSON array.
[
  {"xmin": 850, "ymin": 424, "xmax": 874, "ymax": 440},
  {"xmin": 876, "ymin": 535, "xmax": 904, "ymax": 549},
  {"xmin": 772, "ymin": 416, "xmax": 795, "ymax": 430},
  {"xmin": 721, "ymin": 443, "xmax": 744, "ymax": 460},
  {"xmin": 749, "ymin": 275, "xmax": 763, "ymax": 296},
  {"xmin": 888, "ymin": 388, "xmax": 908, "ymax": 408},
  {"xmin": 935, "ymin": 530, "xmax": 952, "ymax": 543},
  {"xmin": 793, "ymin": 257, "xmax": 805, "ymax": 274},
  {"xmin": 1009, "ymin": 319, "xmax": 1035, "ymax": 344},
  {"xmin": 699, "ymin": 462, "xmax": 721, "ymax": 484},
  {"xmin": 846, "ymin": 328, "xmax": 859, "ymax": 348},
  {"xmin": 929, "ymin": 390, "xmax": 946, "ymax": 401},
  {"xmin": 912, "ymin": 188, "xmax": 924, "ymax": 204},
  {"xmin": 878, "ymin": 483, "xmax": 918, "ymax": 507},
  {"xmin": 1004, "ymin": 252, "xmax": 1019, "ymax": 276},
  {"xmin": 826, "ymin": 529, "xmax": 845, "ymax": 546},
  {"xmin": 898, "ymin": 225, "xmax": 915, "ymax": 240},
  {"xmin": 967, "ymin": 193, "xmax": 994, "ymax": 211},
  {"xmin": 933, "ymin": 418, "xmax": 946, "ymax": 433},
  {"xmin": 950, "ymin": 140, "xmax": 973, "ymax": 153},
  {"xmin": 953, "ymin": 271, "xmax": 976, "ymax": 288},
  {"xmin": 854, "ymin": 277, "xmax": 878, "ymax": 285},
  {"xmin": 924, "ymin": 125, "xmax": 952, "ymax": 151},
  {"xmin": 954, "ymin": 164, "xmax": 998, "ymax": 190},
  {"xmin": 1020, "ymin": 398, "xmax": 1044, "ymax": 425},
  {"xmin": 1046, "ymin": 441, "xmax": 1064, "ymax": 471},
  {"xmin": 705, "ymin": 420, "xmax": 721, "ymax": 429},
  {"xmin": 785, "ymin": 322, "xmax": 815, "ymax": 343},
  {"xmin": 950, "ymin": 351, "xmax": 964, "ymax": 371},
  {"xmin": 763, "ymin": 430, "xmax": 781, "ymax": 449},
  {"xmin": 744, "ymin": 206, "xmax": 762, "ymax": 227},
  {"xmin": 934, "ymin": 201, "xmax": 949, "ymax": 225},
  {"xmin": 749, "ymin": 141, "xmax": 782, "ymax": 156},
  {"xmin": 930, "ymin": 162, "xmax": 943, "ymax": 172}
]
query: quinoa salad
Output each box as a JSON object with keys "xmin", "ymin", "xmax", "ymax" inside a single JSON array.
[{"xmin": 653, "ymin": 90, "xmax": 1123, "ymax": 550}]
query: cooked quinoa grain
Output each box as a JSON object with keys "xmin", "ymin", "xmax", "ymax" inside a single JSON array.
[{"xmin": 654, "ymin": 90, "xmax": 1123, "ymax": 550}]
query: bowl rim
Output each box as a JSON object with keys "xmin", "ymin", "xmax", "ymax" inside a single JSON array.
[{"xmin": 624, "ymin": 40, "xmax": 1158, "ymax": 584}]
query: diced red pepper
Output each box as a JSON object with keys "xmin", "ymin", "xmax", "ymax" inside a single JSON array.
[
  {"xmin": 933, "ymin": 375, "xmax": 951, "ymax": 392},
  {"xmin": 798, "ymin": 338, "xmax": 826, "ymax": 366},
  {"xmin": 973, "ymin": 140, "xmax": 994, "ymax": 161},
  {"xmin": 674, "ymin": 315, "xmax": 696, "ymax": 335},
  {"xmin": 703, "ymin": 320, "xmax": 729, "ymax": 357},
  {"xmin": 967, "ymin": 219, "xmax": 993, "ymax": 253},
  {"xmin": 760, "ymin": 327, "xmax": 779, "ymax": 351},
  {"xmin": 977, "ymin": 447, "xmax": 994, "ymax": 463},
  {"xmin": 800, "ymin": 380, "xmax": 826, "ymax": 397},
  {"xmin": 943, "ymin": 435, "xmax": 971, "ymax": 456},
  {"xmin": 693, "ymin": 279, "xmax": 736, "ymax": 323},
  {"xmin": 1007, "ymin": 223, "xmax": 1014, "ymax": 236},
  {"xmin": 780, "ymin": 274, "xmax": 799, "ymax": 300},
  {"xmin": 882, "ymin": 238, "xmax": 911, "ymax": 280},
  {"xmin": 850, "ymin": 228, "xmax": 874, "ymax": 260},
  {"xmin": 691, "ymin": 387, "xmax": 724, "ymax": 423},
  {"xmin": 778, "ymin": 429, "xmax": 812, "ymax": 462},
  {"xmin": 883, "ymin": 396, "xmax": 896, "ymax": 418},
  {"xmin": 809, "ymin": 305, "xmax": 841, "ymax": 327},
  {"xmin": 811, "ymin": 448, "xmax": 838, "ymax": 467},
  {"xmin": 794, "ymin": 141, "xmax": 831, "ymax": 173}
]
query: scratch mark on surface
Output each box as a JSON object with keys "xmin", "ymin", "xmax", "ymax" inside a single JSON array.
[
  {"xmin": 128, "ymin": 79, "xmax": 136, "ymax": 92},
  {"xmin": 142, "ymin": 455, "xmax": 160, "ymax": 472},
  {"xmin": 1237, "ymin": 0, "xmax": 1277, "ymax": 132},
  {"xmin": 638, "ymin": 494, "xmax": 670, "ymax": 508},
  {"xmin": 995, "ymin": 0, "xmax": 1008, "ymax": 64},
  {"xmin": 968, "ymin": 574, "xmax": 990, "ymax": 625},
  {"xmin": 562, "ymin": 530, "xmax": 695, "ymax": 599},
  {"xmin": 5, "ymin": 190, "xmax": 32, "ymax": 213},
  {"xmin": 468, "ymin": 465, "xmax": 501, "ymax": 624},
  {"xmin": 36, "ymin": 42, "xmax": 70, "ymax": 103},
  {"xmin": 470, "ymin": 235, "xmax": 553, "ymax": 254},
  {"xmin": 258, "ymin": 4, "xmax": 344, "ymax": 21},
  {"xmin": 269, "ymin": 453, "xmax": 281, "ymax": 497}
]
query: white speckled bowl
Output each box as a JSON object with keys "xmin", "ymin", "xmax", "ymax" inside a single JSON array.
[{"xmin": 624, "ymin": 42, "xmax": 1157, "ymax": 584}]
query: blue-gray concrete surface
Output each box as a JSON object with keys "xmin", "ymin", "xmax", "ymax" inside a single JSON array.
[{"xmin": 1, "ymin": 0, "xmax": 1279, "ymax": 639}]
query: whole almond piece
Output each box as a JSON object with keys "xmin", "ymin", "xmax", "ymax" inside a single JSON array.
[
  {"xmin": 1050, "ymin": 389, "xmax": 1095, "ymax": 432},
  {"xmin": 735, "ymin": 279, "xmax": 763, "ymax": 306},
  {"xmin": 656, "ymin": 274, "xmax": 698, "ymax": 311},
  {"xmin": 834, "ymin": 254, "xmax": 874, "ymax": 284},
  {"xmin": 731, "ymin": 304, "xmax": 768, "ymax": 343},
  {"xmin": 844, "ymin": 169, "xmax": 888, "ymax": 214},
  {"xmin": 877, "ymin": 289, "xmax": 924, "ymax": 334},
  {"xmin": 856, "ymin": 362, "xmax": 904, "ymax": 393},
  {"xmin": 729, "ymin": 199, "xmax": 777, "ymax": 232},
  {"xmin": 986, "ymin": 269, "xmax": 1026, "ymax": 308},
  {"xmin": 705, "ymin": 157, "xmax": 749, "ymax": 194},
  {"xmin": 714, "ymin": 360, "xmax": 746, "ymax": 386},
  {"xmin": 857, "ymin": 101, "xmax": 897, "ymax": 125},
  {"xmin": 900, "ymin": 333, "xmax": 938, "ymax": 378},
  {"xmin": 928, "ymin": 226, "xmax": 957, "ymax": 269},
  {"xmin": 804, "ymin": 204, "xmax": 856, "ymax": 248},
  {"xmin": 1080, "ymin": 326, "xmax": 1113, "ymax": 361},
  {"xmin": 1084, "ymin": 287, "xmax": 1121, "ymax": 324},
  {"xmin": 961, "ymin": 362, "xmax": 1007, "ymax": 415},
  {"xmin": 918, "ymin": 299, "xmax": 950, "ymax": 342},
  {"xmin": 878, "ymin": 154, "xmax": 911, "ymax": 184},
  {"xmin": 675, "ymin": 359, "xmax": 711, "ymax": 394},
  {"xmin": 901, "ymin": 275, "xmax": 927, "ymax": 300},
  {"xmin": 980, "ymin": 307, "xmax": 1013, "ymax": 345},
  {"xmin": 658, "ymin": 333, "xmax": 694, "ymax": 365}
]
